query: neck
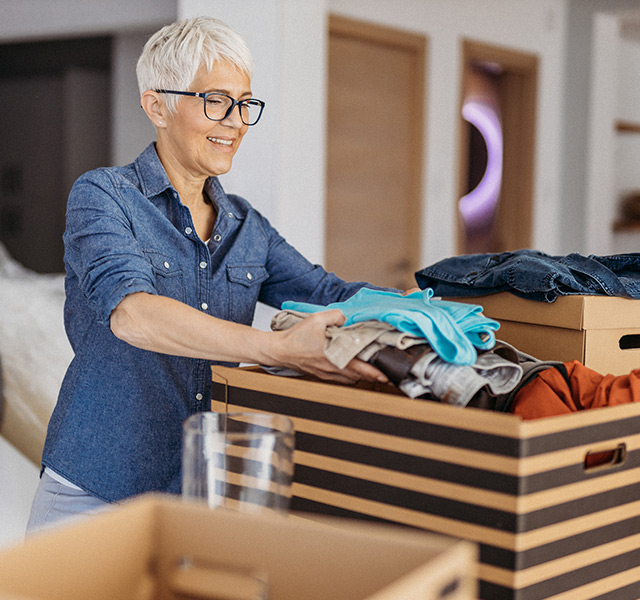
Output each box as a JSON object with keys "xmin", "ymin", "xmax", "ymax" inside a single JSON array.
[{"xmin": 156, "ymin": 140, "xmax": 208, "ymax": 208}]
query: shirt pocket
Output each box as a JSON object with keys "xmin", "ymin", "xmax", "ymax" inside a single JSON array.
[
  {"xmin": 144, "ymin": 250, "xmax": 187, "ymax": 303},
  {"xmin": 226, "ymin": 264, "xmax": 268, "ymax": 325}
]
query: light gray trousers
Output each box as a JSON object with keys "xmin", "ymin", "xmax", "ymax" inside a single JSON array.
[{"xmin": 26, "ymin": 470, "xmax": 110, "ymax": 535}]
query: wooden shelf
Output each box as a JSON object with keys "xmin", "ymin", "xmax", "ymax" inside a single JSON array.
[{"xmin": 615, "ymin": 120, "xmax": 640, "ymax": 134}]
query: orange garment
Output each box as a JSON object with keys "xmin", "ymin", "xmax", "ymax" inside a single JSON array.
[{"xmin": 511, "ymin": 360, "xmax": 640, "ymax": 420}]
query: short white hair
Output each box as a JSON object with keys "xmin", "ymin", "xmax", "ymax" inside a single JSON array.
[{"xmin": 136, "ymin": 16, "xmax": 254, "ymax": 112}]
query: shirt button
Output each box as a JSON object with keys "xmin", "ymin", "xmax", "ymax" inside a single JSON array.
[
  {"xmin": 213, "ymin": 234, "xmax": 221, "ymax": 242},
  {"xmin": 227, "ymin": 212, "xmax": 234, "ymax": 219},
  {"xmin": 201, "ymin": 302, "xmax": 208, "ymax": 310},
  {"xmin": 185, "ymin": 227, "xmax": 193, "ymax": 235},
  {"xmin": 163, "ymin": 261, "xmax": 170, "ymax": 269},
  {"xmin": 199, "ymin": 261, "xmax": 208, "ymax": 269},
  {"xmin": 246, "ymin": 272, "xmax": 253, "ymax": 280},
  {"xmin": 195, "ymin": 393, "xmax": 203, "ymax": 401}
]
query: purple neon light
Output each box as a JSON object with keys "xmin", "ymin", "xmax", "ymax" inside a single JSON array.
[{"xmin": 458, "ymin": 100, "xmax": 503, "ymax": 229}]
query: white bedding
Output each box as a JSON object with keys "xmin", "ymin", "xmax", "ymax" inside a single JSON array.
[{"xmin": 0, "ymin": 243, "xmax": 73, "ymax": 465}]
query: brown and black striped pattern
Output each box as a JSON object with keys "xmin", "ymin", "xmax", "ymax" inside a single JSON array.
[{"xmin": 211, "ymin": 366, "xmax": 640, "ymax": 600}]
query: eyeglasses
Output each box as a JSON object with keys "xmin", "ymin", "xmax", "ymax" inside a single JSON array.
[{"xmin": 155, "ymin": 89, "xmax": 265, "ymax": 126}]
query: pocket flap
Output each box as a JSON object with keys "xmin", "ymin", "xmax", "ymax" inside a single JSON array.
[
  {"xmin": 144, "ymin": 250, "xmax": 182, "ymax": 275},
  {"xmin": 227, "ymin": 265, "xmax": 268, "ymax": 287}
]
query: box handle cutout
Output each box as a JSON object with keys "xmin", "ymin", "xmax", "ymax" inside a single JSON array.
[
  {"xmin": 169, "ymin": 556, "xmax": 269, "ymax": 600},
  {"xmin": 619, "ymin": 334, "xmax": 640, "ymax": 350},
  {"xmin": 584, "ymin": 443, "xmax": 627, "ymax": 471},
  {"xmin": 439, "ymin": 577, "xmax": 462, "ymax": 598}
]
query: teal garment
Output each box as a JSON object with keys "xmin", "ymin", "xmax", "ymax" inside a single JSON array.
[
  {"xmin": 281, "ymin": 288, "xmax": 500, "ymax": 365},
  {"xmin": 429, "ymin": 297, "xmax": 498, "ymax": 351}
]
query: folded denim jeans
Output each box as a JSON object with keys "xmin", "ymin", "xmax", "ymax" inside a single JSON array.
[{"xmin": 415, "ymin": 249, "xmax": 640, "ymax": 302}]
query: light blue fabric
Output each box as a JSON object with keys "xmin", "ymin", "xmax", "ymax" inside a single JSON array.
[
  {"xmin": 281, "ymin": 288, "xmax": 500, "ymax": 365},
  {"xmin": 429, "ymin": 298, "xmax": 497, "ymax": 351}
]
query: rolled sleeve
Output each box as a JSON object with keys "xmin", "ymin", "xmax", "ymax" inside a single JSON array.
[{"xmin": 64, "ymin": 172, "xmax": 158, "ymax": 325}]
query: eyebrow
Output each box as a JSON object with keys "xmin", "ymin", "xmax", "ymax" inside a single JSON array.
[{"xmin": 206, "ymin": 87, "xmax": 253, "ymax": 99}]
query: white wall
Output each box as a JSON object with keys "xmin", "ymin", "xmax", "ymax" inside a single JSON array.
[
  {"xmin": 171, "ymin": 0, "xmax": 639, "ymax": 261},
  {"xmin": 583, "ymin": 13, "xmax": 620, "ymax": 256},
  {"xmin": 0, "ymin": 0, "xmax": 176, "ymax": 42},
  {"xmin": 3, "ymin": 0, "xmax": 638, "ymax": 272},
  {"xmin": 612, "ymin": 23, "xmax": 640, "ymax": 254},
  {"xmin": 561, "ymin": 0, "xmax": 640, "ymax": 255},
  {"xmin": 64, "ymin": 69, "xmax": 111, "ymax": 192},
  {"xmin": 177, "ymin": 0, "xmax": 329, "ymax": 263},
  {"xmin": 111, "ymin": 32, "xmax": 159, "ymax": 166}
]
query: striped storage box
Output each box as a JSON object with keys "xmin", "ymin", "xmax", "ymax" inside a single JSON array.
[{"xmin": 211, "ymin": 366, "xmax": 640, "ymax": 600}]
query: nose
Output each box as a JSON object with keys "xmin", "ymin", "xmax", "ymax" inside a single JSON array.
[{"xmin": 221, "ymin": 103, "xmax": 245, "ymax": 128}]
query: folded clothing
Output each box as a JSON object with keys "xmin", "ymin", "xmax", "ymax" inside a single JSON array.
[
  {"xmin": 270, "ymin": 308, "xmax": 521, "ymax": 407},
  {"xmin": 269, "ymin": 301, "xmax": 640, "ymax": 420},
  {"xmin": 270, "ymin": 309, "xmax": 427, "ymax": 370},
  {"xmin": 415, "ymin": 249, "xmax": 640, "ymax": 302},
  {"xmin": 398, "ymin": 342, "xmax": 523, "ymax": 406},
  {"xmin": 281, "ymin": 288, "xmax": 499, "ymax": 365}
]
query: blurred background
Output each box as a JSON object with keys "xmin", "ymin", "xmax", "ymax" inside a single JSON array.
[{"xmin": 2, "ymin": 0, "xmax": 640, "ymax": 285}]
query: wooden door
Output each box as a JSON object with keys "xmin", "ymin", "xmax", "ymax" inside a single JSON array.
[{"xmin": 325, "ymin": 15, "xmax": 426, "ymax": 290}]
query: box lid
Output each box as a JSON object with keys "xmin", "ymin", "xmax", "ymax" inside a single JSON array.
[{"xmin": 453, "ymin": 293, "xmax": 640, "ymax": 330}]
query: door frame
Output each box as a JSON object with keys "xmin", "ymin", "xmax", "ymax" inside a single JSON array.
[{"xmin": 457, "ymin": 40, "xmax": 538, "ymax": 254}]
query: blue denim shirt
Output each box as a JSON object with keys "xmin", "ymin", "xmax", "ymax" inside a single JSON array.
[
  {"xmin": 415, "ymin": 249, "xmax": 640, "ymax": 302},
  {"xmin": 43, "ymin": 143, "xmax": 372, "ymax": 502}
]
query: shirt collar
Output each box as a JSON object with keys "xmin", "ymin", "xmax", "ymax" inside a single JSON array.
[
  {"xmin": 134, "ymin": 143, "xmax": 174, "ymax": 198},
  {"xmin": 133, "ymin": 142, "xmax": 245, "ymax": 221}
]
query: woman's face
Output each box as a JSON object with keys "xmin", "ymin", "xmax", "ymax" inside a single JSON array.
[{"xmin": 158, "ymin": 61, "xmax": 251, "ymax": 182}]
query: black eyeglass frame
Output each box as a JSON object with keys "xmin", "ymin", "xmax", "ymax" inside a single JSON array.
[{"xmin": 154, "ymin": 89, "xmax": 265, "ymax": 126}]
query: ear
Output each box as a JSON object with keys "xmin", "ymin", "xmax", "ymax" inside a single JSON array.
[{"xmin": 140, "ymin": 90, "xmax": 168, "ymax": 128}]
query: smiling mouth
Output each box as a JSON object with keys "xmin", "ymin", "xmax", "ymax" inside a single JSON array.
[{"xmin": 207, "ymin": 137, "xmax": 233, "ymax": 146}]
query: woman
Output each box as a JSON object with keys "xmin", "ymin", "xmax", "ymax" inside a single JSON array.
[{"xmin": 27, "ymin": 16, "xmax": 389, "ymax": 531}]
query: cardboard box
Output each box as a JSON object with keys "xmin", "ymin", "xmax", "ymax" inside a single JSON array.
[
  {"xmin": 0, "ymin": 494, "xmax": 476, "ymax": 600},
  {"xmin": 212, "ymin": 365, "xmax": 640, "ymax": 600},
  {"xmin": 450, "ymin": 293, "xmax": 640, "ymax": 375}
]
